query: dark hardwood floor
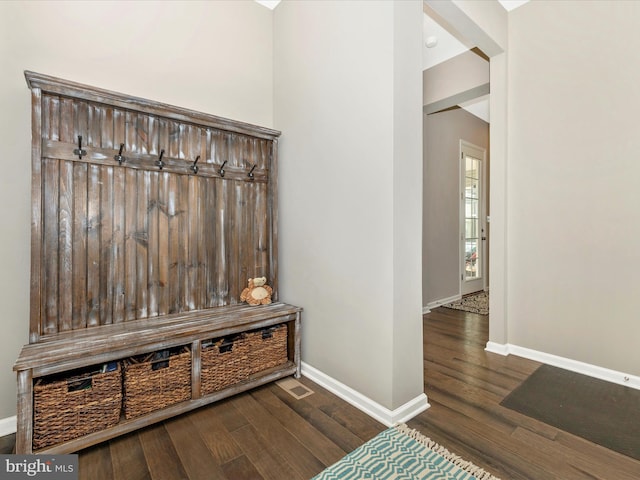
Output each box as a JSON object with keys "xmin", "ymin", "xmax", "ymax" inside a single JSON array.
[
  {"xmin": 2, "ymin": 307, "xmax": 640, "ymax": 479},
  {"xmin": 410, "ymin": 307, "xmax": 640, "ymax": 480}
]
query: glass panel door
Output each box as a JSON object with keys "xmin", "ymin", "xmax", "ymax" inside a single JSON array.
[{"xmin": 460, "ymin": 142, "xmax": 485, "ymax": 295}]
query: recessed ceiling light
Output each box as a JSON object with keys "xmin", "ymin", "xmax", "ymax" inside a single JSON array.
[{"xmin": 425, "ymin": 36, "xmax": 438, "ymax": 48}]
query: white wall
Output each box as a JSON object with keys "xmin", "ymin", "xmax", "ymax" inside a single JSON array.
[
  {"xmin": 507, "ymin": 0, "xmax": 640, "ymax": 375},
  {"xmin": 274, "ymin": 0, "xmax": 424, "ymax": 410},
  {"xmin": 0, "ymin": 0, "xmax": 273, "ymax": 419}
]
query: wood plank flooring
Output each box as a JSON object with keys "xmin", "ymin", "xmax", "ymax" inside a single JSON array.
[
  {"xmin": 411, "ymin": 307, "xmax": 640, "ymax": 480},
  {"xmin": 2, "ymin": 306, "xmax": 639, "ymax": 479}
]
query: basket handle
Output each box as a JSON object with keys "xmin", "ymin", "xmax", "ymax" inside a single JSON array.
[
  {"xmin": 67, "ymin": 376, "xmax": 93, "ymax": 392},
  {"xmin": 151, "ymin": 350, "xmax": 171, "ymax": 371}
]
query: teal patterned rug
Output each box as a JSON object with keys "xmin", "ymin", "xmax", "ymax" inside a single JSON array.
[{"xmin": 313, "ymin": 424, "xmax": 501, "ymax": 480}]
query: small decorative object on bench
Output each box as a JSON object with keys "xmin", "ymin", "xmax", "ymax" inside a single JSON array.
[
  {"xmin": 123, "ymin": 346, "xmax": 191, "ymax": 419},
  {"xmin": 241, "ymin": 277, "xmax": 273, "ymax": 305},
  {"xmin": 33, "ymin": 363, "xmax": 122, "ymax": 450}
]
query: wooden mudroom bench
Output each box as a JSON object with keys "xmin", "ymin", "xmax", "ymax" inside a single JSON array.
[
  {"xmin": 14, "ymin": 303, "xmax": 301, "ymax": 454},
  {"xmin": 14, "ymin": 72, "xmax": 302, "ymax": 454}
]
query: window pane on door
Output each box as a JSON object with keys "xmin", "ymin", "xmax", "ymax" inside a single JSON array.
[
  {"xmin": 465, "ymin": 219, "xmax": 477, "ymax": 238},
  {"xmin": 465, "ymin": 240, "xmax": 478, "ymax": 278}
]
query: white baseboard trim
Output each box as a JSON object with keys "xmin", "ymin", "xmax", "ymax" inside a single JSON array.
[
  {"xmin": 485, "ymin": 342, "xmax": 640, "ymax": 391},
  {"xmin": 425, "ymin": 294, "xmax": 461, "ymax": 311},
  {"xmin": 0, "ymin": 415, "xmax": 16, "ymax": 437},
  {"xmin": 301, "ymin": 362, "xmax": 430, "ymax": 427},
  {"xmin": 485, "ymin": 341, "xmax": 510, "ymax": 356},
  {"xmin": 422, "ymin": 306, "xmax": 431, "ymax": 314}
]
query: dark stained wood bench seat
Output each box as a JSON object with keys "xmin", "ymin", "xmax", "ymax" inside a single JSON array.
[{"xmin": 15, "ymin": 303, "xmax": 301, "ymax": 377}]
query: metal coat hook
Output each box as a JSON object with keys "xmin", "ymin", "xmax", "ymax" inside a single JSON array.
[
  {"xmin": 248, "ymin": 163, "xmax": 257, "ymax": 180},
  {"xmin": 73, "ymin": 135, "xmax": 87, "ymax": 160},
  {"xmin": 156, "ymin": 149, "xmax": 165, "ymax": 170},
  {"xmin": 114, "ymin": 143, "xmax": 126, "ymax": 165},
  {"xmin": 219, "ymin": 160, "xmax": 227, "ymax": 178},
  {"xmin": 189, "ymin": 155, "xmax": 200, "ymax": 175}
]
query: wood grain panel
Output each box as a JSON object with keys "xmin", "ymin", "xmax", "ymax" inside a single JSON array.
[
  {"xmin": 86, "ymin": 164, "xmax": 101, "ymax": 327},
  {"xmin": 147, "ymin": 116, "xmax": 159, "ymax": 156},
  {"xmin": 168, "ymin": 120, "xmax": 180, "ymax": 160},
  {"xmin": 29, "ymin": 88, "xmax": 43, "ymax": 342},
  {"xmin": 112, "ymin": 166, "xmax": 126, "ymax": 324},
  {"xmin": 72, "ymin": 162, "xmax": 88, "ymax": 330},
  {"xmin": 74, "ymin": 101, "xmax": 89, "ymax": 150},
  {"xmin": 125, "ymin": 111, "xmax": 137, "ymax": 154},
  {"xmin": 58, "ymin": 160, "xmax": 74, "ymax": 332},
  {"xmin": 203, "ymin": 176, "xmax": 216, "ymax": 309},
  {"xmin": 178, "ymin": 175, "xmax": 189, "ymax": 312},
  {"xmin": 187, "ymin": 175, "xmax": 200, "ymax": 311},
  {"xmin": 100, "ymin": 166, "xmax": 114, "ymax": 325},
  {"xmin": 157, "ymin": 172, "xmax": 170, "ymax": 316},
  {"xmin": 46, "ymin": 95, "xmax": 60, "ymax": 141},
  {"xmin": 87, "ymin": 103, "xmax": 101, "ymax": 148},
  {"xmin": 136, "ymin": 114, "xmax": 149, "ymax": 155},
  {"xmin": 42, "ymin": 158, "xmax": 59, "ymax": 335},
  {"xmin": 214, "ymin": 180, "xmax": 233, "ymax": 306},
  {"xmin": 148, "ymin": 170, "xmax": 159, "ymax": 318},
  {"xmin": 100, "ymin": 105, "xmax": 114, "ymax": 150},
  {"xmin": 136, "ymin": 171, "xmax": 149, "ymax": 319},
  {"xmin": 29, "ymin": 83, "xmax": 279, "ymax": 337},
  {"xmin": 229, "ymin": 134, "xmax": 243, "ymax": 304},
  {"xmin": 167, "ymin": 173, "xmax": 181, "ymax": 314},
  {"xmin": 33, "ymin": 152, "xmax": 273, "ymax": 330},
  {"xmin": 124, "ymin": 168, "xmax": 138, "ymax": 321},
  {"xmin": 256, "ymin": 139, "xmax": 269, "ymax": 279},
  {"xmin": 113, "ymin": 108, "xmax": 125, "ymax": 155},
  {"xmin": 268, "ymin": 139, "xmax": 278, "ymax": 300}
]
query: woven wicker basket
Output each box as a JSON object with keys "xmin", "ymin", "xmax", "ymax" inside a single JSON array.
[
  {"xmin": 33, "ymin": 364, "xmax": 122, "ymax": 450},
  {"xmin": 201, "ymin": 333, "xmax": 251, "ymax": 395},
  {"xmin": 123, "ymin": 346, "xmax": 191, "ymax": 419},
  {"xmin": 247, "ymin": 323, "xmax": 288, "ymax": 374}
]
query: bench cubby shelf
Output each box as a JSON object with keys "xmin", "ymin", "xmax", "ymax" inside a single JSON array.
[{"xmin": 14, "ymin": 72, "xmax": 301, "ymax": 454}]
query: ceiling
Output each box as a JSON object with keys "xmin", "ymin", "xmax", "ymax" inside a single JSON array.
[
  {"xmin": 423, "ymin": 0, "xmax": 530, "ymax": 123},
  {"xmin": 256, "ymin": 0, "xmax": 530, "ymax": 12},
  {"xmin": 255, "ymin": 1, "xmax": 531, "ymax": 123}
]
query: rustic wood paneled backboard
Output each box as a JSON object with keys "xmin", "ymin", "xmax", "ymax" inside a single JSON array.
[{"xmin": 26, "ymin": 71, "xmax": 280, "ymax": 343}]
